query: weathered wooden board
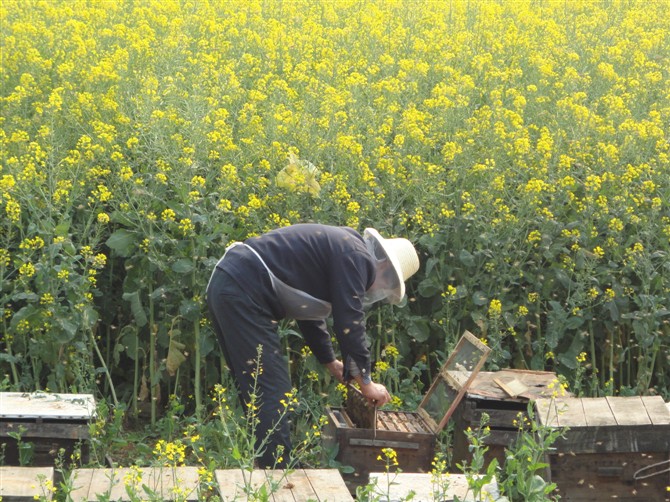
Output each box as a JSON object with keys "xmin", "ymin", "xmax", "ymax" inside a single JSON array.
[
  {"xmin": 534, "ymin": 398, "xmax": 559, "ymax": 427},
  {"xmin": 607, "ymin": 396, "xmax": 650, "ymax": 426},
  {"xmin": 69, "ymin": 467, "xmax": 201, "ymax": 501},
  {"xmin": 643, "ymin": 396, "xmax": 670, "ymax": 425},
  {"xmin": 466, "ymin": 369, "xmax": 562, "ymax": 401},
  {"xmin": 0, "ymin": 466, "xmax": 54, "ymax": 500},
  {"xmin": 581, "ymin": 397, "xmax": 617, "ymax": 426},
  {"xmin": 216, "ymin": 469, "xmax": 353, "ymax": 501},
  {"xmin": 536, "ymin": 396, "xmax": 670, "ymax": 453},
  {"xmin": 0, "ymin": 392, "xmax": 96, "ymax": 420},
  {"xmin": 368, "ymin": 472, "xmax": 502, "ymax": 501}
]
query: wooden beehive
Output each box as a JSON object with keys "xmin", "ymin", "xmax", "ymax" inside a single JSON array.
[
  {"xmin": 323, "ymin": 331, "xmax": 490, "ymax": 487},
  {"xmin": 451, "ymin": 369, "xmax": 567, "ymax": 467},
  {"xmin": 536, "ymin": 395, "xmax": 670, "ymax": 501},
  {"xmin": 0, "ymin": 392, "xmax": 96, "ymax": 466}
]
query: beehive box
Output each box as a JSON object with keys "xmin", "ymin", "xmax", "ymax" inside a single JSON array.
[
  {"xmin": 451, "ymin": 369, "xmax": 567, "ymax": 466},
  {"xmin": 536, "ymin": 395, "xmax": 670, "ymax": 501},
  {"xmin": 0, "ymin": 392, "xmax": 96, "ymax": 466},
  {"xmin": 323, "ymin": 331, "xmax": 490, "ymax": 487}
]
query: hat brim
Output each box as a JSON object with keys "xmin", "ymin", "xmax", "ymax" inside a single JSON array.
[{"xmin": 364, "ymin": 228, "xmax": 405, "ymax": 304}]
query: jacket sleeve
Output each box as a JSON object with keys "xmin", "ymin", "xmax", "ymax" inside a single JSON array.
[
  {"xmin": 329, "ymin": 251, "xmax": 375, "ymax": 382},
  {"xmin": 297, "ymin": 319, "xmax": 336, "ymax": 363}
]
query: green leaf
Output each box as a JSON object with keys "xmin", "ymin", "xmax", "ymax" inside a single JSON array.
[
  {"xmin": 122, "ymin": 291, "xmax": 148, "ymax": 327},
  {"xmin": 407, "ymin": 318, "xmax": 430, "ymax": 342},
  {"xmin": 106, "ymin": 229, "xmax": 137, "ymax": 257},
  {"xmin": 472, "ymin": 291, "xmax": 488, "ymax": 306},
  {"xmin": 418, "ymin": 276, "xmax": 442, "ymax": 297},
  {"xmin": 9, "ymin": 305, "xmax": 39, "ymax": 329},
  {"xmin": 171, "ymin": 258, "xmax": 194, "ymax": 274},
  {"xmin": 459, "ymin": 249, "xmax": 475, "ymax": 267},
  {"xmin": 179, "ymin": 298, "xmax": 201, "ymax": 322},
  {"xmin": 54, "ymin": 317, "xmax": 78, "ymax": 343}
]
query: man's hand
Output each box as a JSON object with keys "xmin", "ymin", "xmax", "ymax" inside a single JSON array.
[
  {"xmin": 359, "ymin": 381, "xmax": 391, "ymax": 406},
  {"xmin": 324, "ymin": 359, "xmax": 344, "ymax": 382}
]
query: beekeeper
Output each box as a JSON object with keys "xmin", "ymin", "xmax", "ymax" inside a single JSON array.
[{"xmin": 206, "ymin": 223, "xmax": 420, "ymax": 468}]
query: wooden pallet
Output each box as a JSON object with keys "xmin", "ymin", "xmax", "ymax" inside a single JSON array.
[
  {"xmin": 0, "ymin": 466, "xmax": 55, "ymax": 501},
  {"xmin": 69, "ymin": 467, "xmax": 201, "ymax": 501},
  {"xmin": 215, "ymin": 468, "xmax": 353, "ymax": 501},
  {"xmin": 368, "ymin": 472, "xmax": 502, "ymax": 501}
]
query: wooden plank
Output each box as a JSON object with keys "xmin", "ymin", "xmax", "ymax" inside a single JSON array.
[
  {"xmin": 467, "ymin": 370, "xmax": 563, "ymax": 401},
  {"xmin": 554, "ymin": 398, "xmax": 587, "ymax": 427},
  {"xmin": 535, "ymin": 398, "xmax": 559, "ymax": 427},
  {"xmin": 215, "ymin": 469, "xmax": 352, "ymax": 501},
  {"xmin": 369, "ymin": 472, "xmax": 501, "ymax": 501},
  {"xmin": 266, "ymin": 469, "xmax": 332, "ymax": 502},
  {"xmin": 493, "ymin": 377, "xmax": 528, "ymax": 398},
  {"xmin": 216, "ymin": 469, "xmax": 271, "ymax": 501},
  {"xmin": 0, "ymin": 392, "xmax": 96, "ymax": 420},
  {"xmin": 304, "ymin": 469, "xmax": 353, "ymax": 501},
  {"xmin": 581, "ymin": 397, "xmax": 617, "ymax": 427},
  {"xmin": 641, "ymin": 395, "xmax": 670, "ymax": 425},
  {"xmin": 0, "ymin": 466, "xmax": 54, "ymax": 500},
  {"xmin": 283, "ymin": 469, "xmax": 321, "ymax": 501},
  {"xmin": 0, "ymin": 422, "xmax": 90, "ymax": 440},
  {"xmin": 68, "ymin": 468, "xmax": 95, "ymax": 501},
  {"xmin": 70, "ymin": 467, "xmax": 201, "ymax": 501},
  {"xmin": 607, "ymin": 396, "xmax": 650, "ymax": 426}
]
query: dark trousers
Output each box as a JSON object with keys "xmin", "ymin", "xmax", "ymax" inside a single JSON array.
[{"xmin": 206, "ymin": 268, "xmax": 292, "ymax": 468}]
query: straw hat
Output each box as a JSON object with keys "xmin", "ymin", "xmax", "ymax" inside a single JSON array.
[{"xmin": 363, "ymin": 228, "xmax": 420, "ymax": 304}]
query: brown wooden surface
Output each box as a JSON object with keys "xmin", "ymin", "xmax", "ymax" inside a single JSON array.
[
  {"xmin": 550, "ymin": 451, "xmax": 669, "ymax": 501},
  {"xmin": 216, "ymin": 469, "xmax": 353, "ymax": 501},
  {"xmin": 69, "ymin": 467, "xmax": 201, "ymax": 501},
  {"xmin": 0, "ymin": 421, "xmax": 90, "ymax": 440},
  {"xmin": 467, "ymin": 369, "xmax": 562, "ymax": 401},
  {"xmin": 0, "ymin": 466, "xmax": 54, "ymax": 500},
  {"xmin": 323, "ymin": 407, "xmax": 435, "ymax": 476}
]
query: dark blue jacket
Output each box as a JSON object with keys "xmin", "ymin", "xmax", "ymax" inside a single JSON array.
[{"xmin": 220, "ymin": 224, "xmax": 376, "ymax": 381}]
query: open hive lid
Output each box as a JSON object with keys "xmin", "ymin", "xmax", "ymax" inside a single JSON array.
[
  {"xmin": 417, "ymin": 331, "xmax": 490, "ymax": 434},
  {"xmin": 0, "ymin": 392, "xmax": 96, "ymax": 421}
]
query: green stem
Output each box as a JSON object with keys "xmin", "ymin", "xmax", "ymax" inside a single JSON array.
[
  {"xmin": 5, "ymin": 335, "xmax": 20, "ymax": 389},
  {"xmin": 90, "ymin": 329, "xmax": 118, "ymax": 406},
  {"xmin": 192, "ymin": 255, "xmax": 202, "ymax": 419},
  {"xmin": 150, "ymin": 305, "xmax": 156, "ymax": 426},
  {"xmin": 194, "ymin": 318, "xmax": 202, "ymax": 419},
  {"xmin": 589, "ymin": 320, "xmax": 598, "ymax": 396},
  {"xmin": 609, "ymin": 329, "xmax": 614, "ymax": 391},
  {"xmin": 133, "ymin": 330, "xmax": 140, "ymax": 417}
]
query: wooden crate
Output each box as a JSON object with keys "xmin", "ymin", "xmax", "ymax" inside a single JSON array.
[
  {"xmin": 69, "ymin": 467, "xmax": 201, "ymax": 501},
  {"xmin": 215, "ymin": 468, "xmax": 353, "ymax": 501},
  {"xmin": 0, "ymin": 392, "xmax": 96, "ymax": 466},
  {"xmin": 324, "ymin": 331, "xmax": 490, "ymax": 489},
  {"xmin": 536, "ymin": 395, "xmax": 670, "ymax": 501},
  {"xmin": 451, "ymin": 369, "xmax": 565, "ymax": 467},
  {"xmin": 0, "ymin": 466, "xmax": 55, "ymax": 501},
  {"xmin": 323, "ymin": 406, "xmax": 436, "ymax": 480}
]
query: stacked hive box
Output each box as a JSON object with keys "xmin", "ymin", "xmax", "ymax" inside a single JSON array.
[
  {"xmin": 0, "ymin": 392, "xmax": 96, "ymax": 465},
  {"xmin": 536, "ymin": 395, "xmax": 670, "ymax": 501}
]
